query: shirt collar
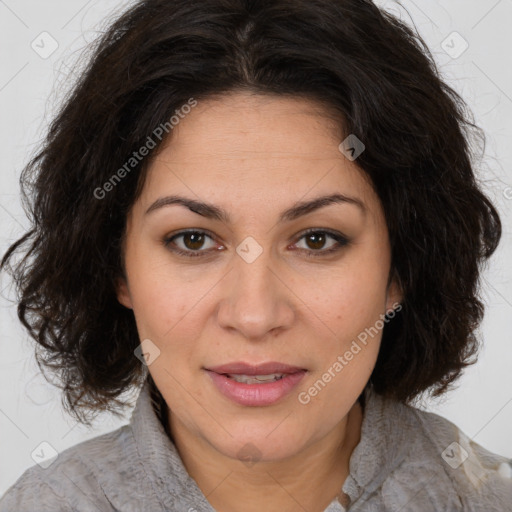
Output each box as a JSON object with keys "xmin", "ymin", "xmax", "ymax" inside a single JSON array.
[
  {"xmin": 130, "ymin": 378, "xmax": 216, "ymax": 511},
  {"xmin": 341, "ymin": 385, "xmax": 410, "ymax": 507}
]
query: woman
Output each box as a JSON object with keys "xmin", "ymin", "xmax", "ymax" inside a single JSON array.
[{"xmin": 1, "ymin": 0, "xmax": 511, "ymax": 510}]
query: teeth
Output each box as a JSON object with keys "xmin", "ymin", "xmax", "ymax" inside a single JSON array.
[{"xmin": 227, "ymin": 373, "xmax": 286, "ymax": 384}]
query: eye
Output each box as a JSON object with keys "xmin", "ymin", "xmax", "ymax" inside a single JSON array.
[
  {"xmin": 163, "ymin": 230, "xmax": 221, "ymax": 257},
  {"xmin": 162, "ymin": 228, "xmax": 349, "ymax": 258},
  {"xmin": 291, "ymin": 228, "xmax": 349, "ymax": 258}
]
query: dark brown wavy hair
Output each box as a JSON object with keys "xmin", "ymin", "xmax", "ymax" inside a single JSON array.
[{"xmin": 1, "ymin": 0, "xmax": 501, "ymax": 426}]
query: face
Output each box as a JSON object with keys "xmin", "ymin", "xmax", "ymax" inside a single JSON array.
[{"xmin": 117, "ymin": 91, "xmax": 401, "ymax": 465}]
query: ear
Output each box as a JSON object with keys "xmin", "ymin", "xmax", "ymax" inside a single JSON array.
[
  {"xmin": 116, "ymin": 276, "xmax": 133, "ymax": 309},
  {"xmin": 385, "ymin": 273, "xmax": 403, "ymax": 313}
]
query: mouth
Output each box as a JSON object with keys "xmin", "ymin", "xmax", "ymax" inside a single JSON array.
[
  {"xmin": 219, "ymin": 373, "xmax": 288, "ymax": 384},
  {"xmin": 205, "ymin": 361, "xmax": 306, "ymax": 376},
  {"xmin": 204, "ymin": 361, "xmax": 307, "ymax": 406}
]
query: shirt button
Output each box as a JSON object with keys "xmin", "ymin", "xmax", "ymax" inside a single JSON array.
[{"xmin": 498, "ymin": 461, "xmax": 512, "ymax": 479}]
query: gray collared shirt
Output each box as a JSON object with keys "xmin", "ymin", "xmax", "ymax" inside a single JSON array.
[{"xmin": 1, "ymin": 379, "xmax": 511, "ymax": 511}]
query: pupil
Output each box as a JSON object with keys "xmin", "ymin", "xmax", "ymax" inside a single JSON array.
[
  {"xmin": 185, "ymin": 232, "xmax": 204, "ymax": 250},
  {"xmin": 307, "ymin": 233, "xmax": 325, "ymax": 250}
]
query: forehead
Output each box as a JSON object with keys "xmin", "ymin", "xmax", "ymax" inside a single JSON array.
[
  {"xmin": 137, "ymin": 92, "xmax": 379, "ymax": 220},
  {"xmin": 160, "ymin": 92, "xmax": 345, "ymax": 160}
]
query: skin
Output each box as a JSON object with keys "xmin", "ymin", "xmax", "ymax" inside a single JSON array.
[{"xmin": 116, "ymin": 91, "xmax": 402, "ymax": 512}]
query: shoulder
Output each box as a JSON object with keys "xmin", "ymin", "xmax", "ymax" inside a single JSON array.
[
  {"xmin": 381, "ymin": 399, "xmax": 512, "ymax": 511},
  {"xmin": 0, "ymin": 424, "xmax": 147, "ymax": 512}
]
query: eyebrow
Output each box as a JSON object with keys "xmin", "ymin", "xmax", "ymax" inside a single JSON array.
[{"xmin": 145, "ymin": 193, "xmax": 366, "ymax": 223}]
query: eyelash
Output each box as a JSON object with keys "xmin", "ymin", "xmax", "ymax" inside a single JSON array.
[{"xmin": 162, "ymin": 228, "xmax": 349, "ymax": 259}]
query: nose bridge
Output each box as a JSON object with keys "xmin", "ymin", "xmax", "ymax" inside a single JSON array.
[
  {"xmin": 217, "ymin": 238, "xmax": 294, "ymax": 338},
  {"xmin": 235, "ymin": 244, "xmax": 275, "ymax": 297}
]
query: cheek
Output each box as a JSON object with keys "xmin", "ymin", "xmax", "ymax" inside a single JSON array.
[
  {"xmin": 132, "ymin": 285, "xmax": 203, "ymax": 347},
  {"xmin": 305, "ymin": 262, "xmax": 388, "ymax": 334},
  {"xmin": 124, "ymin": 241, "xmax": 205, "ymax": 336}
]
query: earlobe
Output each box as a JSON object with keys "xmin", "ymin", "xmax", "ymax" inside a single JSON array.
[{"xmin": 116, "ymin": 277, "xmax": 133, "ymax": 309}]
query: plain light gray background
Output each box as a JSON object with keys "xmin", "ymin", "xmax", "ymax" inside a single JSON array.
[{"xmin": 1, "ymin": 0, "xmax": 511, "ymax": 496}]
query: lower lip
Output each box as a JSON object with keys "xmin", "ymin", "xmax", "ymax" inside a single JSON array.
[{"xmin": 205, "ymin": 370, "xmax": 307, "ymax": 406}]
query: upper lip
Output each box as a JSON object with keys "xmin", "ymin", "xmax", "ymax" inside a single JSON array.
[{"xmin": 205, "ymin": 362, "xmax": 306, "ymax": 375}]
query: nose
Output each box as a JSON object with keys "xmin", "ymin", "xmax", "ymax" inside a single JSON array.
[{"xmin": 216, "ymin": 244, "xmax": 295, "ymax": 341}]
